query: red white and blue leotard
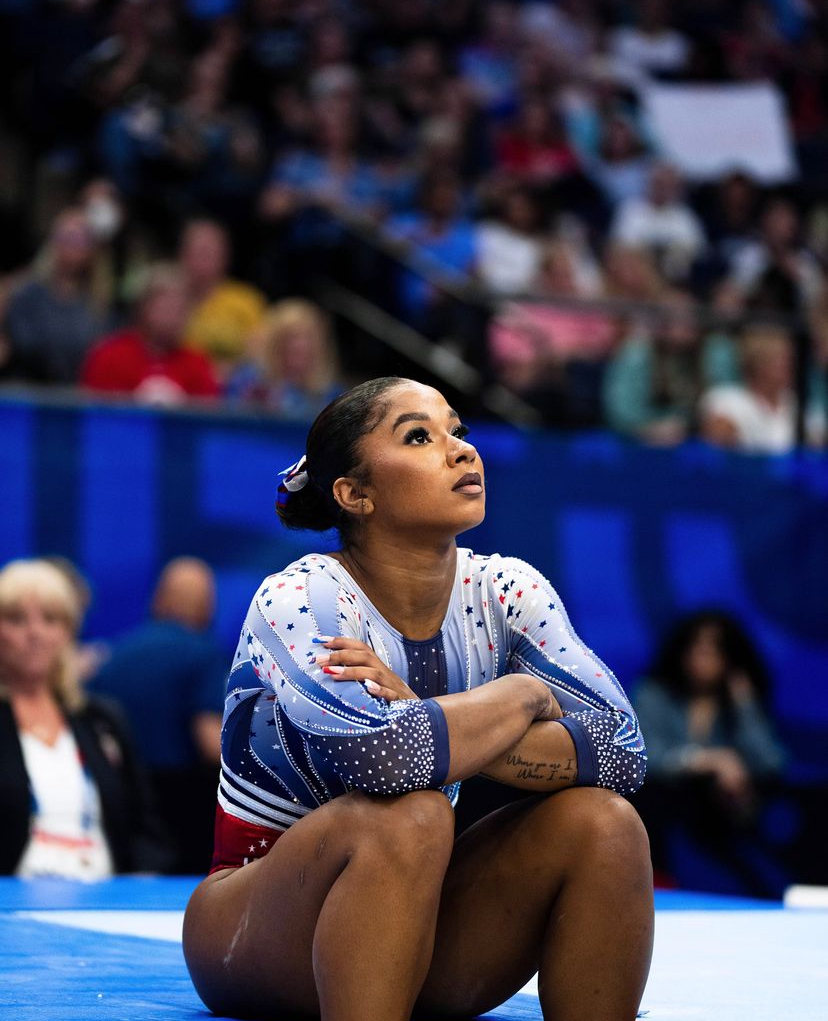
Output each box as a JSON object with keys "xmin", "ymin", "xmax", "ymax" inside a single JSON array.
[{"xmin": 211, "ymin": 549, "xmax": 646, "ymax": 872}]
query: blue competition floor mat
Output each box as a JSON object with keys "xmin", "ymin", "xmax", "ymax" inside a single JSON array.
[{"xmin": 0, "ymin": 879, "xmax": 825, "ymax": 1021}]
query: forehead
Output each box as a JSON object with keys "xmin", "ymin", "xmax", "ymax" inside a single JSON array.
[{"xmin": 376, "ymin": 382, "xmax": 453, "ymax": 424}]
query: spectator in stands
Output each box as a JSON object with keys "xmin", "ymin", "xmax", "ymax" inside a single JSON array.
[
  {"xmin": 494, "ymin": 95, "xmax": 580, "ymax": 189},
  {"xmin": 611, "ymin": 163, "xmax": 706, "ymax": 284},
  {"xmin": 729, "ymin": 197, "xmax": 824, "ymax": 311},
  {"xmin": 604, "ymin": 289, "xmax": 739, "ymax": 445},
  {"xmin": 81, "ymin": 263, "xmax": 219, "ymax": 403},
  {"xmin": 386, "ymin": 171, "xmax": 477, "ymax": 333},
  {"xmin": 177, "ymin": 219, "xmax": 266, "ymax": 379},
  {"xmin": 457, "ymin": 0, "xmax": 520, "ymax": 117},
  {"xmin": 90, "ymin": 557, "xmax": 227, "ymax": 874},
  {"xmin": 586, "ymin": 111, "xmax": 654, "ymax": 208},
  {"xmin": 491, "ymin": 239, "xmax": 618, "ymax": 427},
  {"xmin": 258, "ymin": 89, "xmax": 385, "ymax": 240},
  {"xmin": 4, "ymin": 207, "xmax": 115, "ymax": 384},
  {"xmin": 0, "ymin": 558, "xmax": 172, "ymax": 878},
  {"xmin": 700, "ymin": 323, "xmax": 824, "ymax": 452},
  {"xmin": 694, "ymin": 172, "xmax": 761, "ymax": 292},
  {"xmin": 475, "ymin": 184, "xmax": 545, "ymax": 295},
  {"xmin": 608, "ymin": 0, "xmax": 691, "ymax": 82},
  {"xmin": 632, "ymin": 609, "xmax": 786, "ymax": 897},
  {"xmin": 226, "ymin": 298, "xmax": 343, "ymax": 418}
]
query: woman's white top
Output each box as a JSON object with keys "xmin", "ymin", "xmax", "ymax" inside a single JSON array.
[{"xmin": 16, "ymin": 728, "xmax": 114, "ymax": 881}]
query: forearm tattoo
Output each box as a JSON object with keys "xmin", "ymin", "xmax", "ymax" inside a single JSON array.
[{"xmin": 484, "ymin": 751, "xmax": 577, "ymax": 786}]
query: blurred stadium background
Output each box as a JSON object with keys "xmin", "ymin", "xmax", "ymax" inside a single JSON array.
[{"xmin": 0, "ymin": 0, "xmax": 826, "ymax": 896}]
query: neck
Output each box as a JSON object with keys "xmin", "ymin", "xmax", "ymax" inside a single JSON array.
[
  {"xmin": 336, "ymin": 536, "xmax": 458, "ymax": 640},
  {"xmin": 749, "ymin": 379, "xmax": 786, "ymax": 407},
  {"xmin": 189, "ymin": 278, "xmax": 217, "ymax": 302},
  {"xmin": 51, "ymin": 270, "xmax": 84, "ymax": 296},
  {"xmin": 8, "ymin": 677, "xmax": 55, "ymax": 705}
]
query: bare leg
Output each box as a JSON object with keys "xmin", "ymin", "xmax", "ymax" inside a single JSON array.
[
  {"xmin": 183, "ymin": 789, "xmax": 455, "ymax": 1021},
  {"xmin": 418, "ymin": 787, "xmax": 654, "ymax": 1021}
]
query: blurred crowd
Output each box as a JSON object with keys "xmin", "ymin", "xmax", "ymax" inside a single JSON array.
[
  {"xmin": 1, "ymin": 0, "xmax": 828, "ymax": 449},
  {"xmin": 0, "ymin": 552, "xmax": 791, "ymax": 897}
]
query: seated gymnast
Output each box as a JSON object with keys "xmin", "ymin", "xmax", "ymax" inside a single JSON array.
[{"xmin": 183, "ymin": 377, "xmax": 653, "ymax": 1021}]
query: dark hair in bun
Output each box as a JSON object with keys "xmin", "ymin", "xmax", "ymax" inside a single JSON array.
[{"xmin": 277, "ymin": 377, "xmax": 404, "ymax": 545}]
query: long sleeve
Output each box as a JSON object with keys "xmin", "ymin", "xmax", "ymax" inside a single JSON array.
[
  {"xmin": 731, "ymin": 699, "xmax": 786, "ymax": 778},
  {"xmin": 230, "ymin": 561, "xmax": 450, "ymax": 798},
  {"xmin": 486, "ymin": 555, "xmax": 646, "ymax": 795}
]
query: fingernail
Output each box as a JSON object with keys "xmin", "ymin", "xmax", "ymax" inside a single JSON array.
[
  {"xmin": 314, "ymin": 655, "xmax": 330, "ymax": 666},
  {"xmin": 323, "ymin": 665, "xmax": 345, "ymax": 675},
  {"xmin": 312, "ymin": 636, "xmax": 334, "ymax": 644},
  {"xmin": 364, "ymin": 679, "xmax": 381, "ymax": 694}
]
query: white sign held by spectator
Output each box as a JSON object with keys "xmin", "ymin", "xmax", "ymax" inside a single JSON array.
[{"xmin": 643, "ymin": 82, "xmax": 797, "ymax": 184}]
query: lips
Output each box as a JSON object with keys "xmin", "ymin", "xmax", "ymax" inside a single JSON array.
[{"xmin": 452, "ymin": 472, "xmax": 483, "ymax": 492}]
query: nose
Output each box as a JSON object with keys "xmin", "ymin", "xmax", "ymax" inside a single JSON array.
[{"xmin": 448, "ymin": 435, "xmax": 476, "ymax": 466}]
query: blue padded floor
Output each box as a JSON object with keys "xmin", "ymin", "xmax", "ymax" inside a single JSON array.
[{"xmin": 0, "ymin": 878, "xmax": 826, "ymax": 1020}]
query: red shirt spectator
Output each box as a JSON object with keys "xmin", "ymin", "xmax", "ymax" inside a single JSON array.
[
  {"xmin": 495, "ymin": 97, "xmax": 580, "ymax": 184},
  {"xmin": 81, "ymin": 264, "xmax": 219, "ymax": 403}
]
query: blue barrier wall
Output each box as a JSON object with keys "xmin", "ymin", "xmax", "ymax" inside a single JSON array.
[{"xmin": 2, "ymin": 395, "xmax": 827, "ymax": 780}]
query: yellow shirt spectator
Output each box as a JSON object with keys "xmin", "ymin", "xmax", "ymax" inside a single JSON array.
[{"xmin": 186, "ymin": 280, "xmax": 266, "ymax": 364}]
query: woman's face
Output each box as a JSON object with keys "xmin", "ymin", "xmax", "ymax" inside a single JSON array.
[
  {"xmin": 0, "ymin": 594, "xmax": 71, "ymax": 687},
  {"xmin": 683, "ymin": 626, "xmax": 726, "ymax": 693},
  {"xmin": 353, "ymin": 382, "xmax": 485, "ymax": 539}
]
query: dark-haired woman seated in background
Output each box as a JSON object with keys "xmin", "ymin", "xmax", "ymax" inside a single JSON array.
[
  {"xmin": 183, "ymin": 377, "xmax": 653, "ymax": 1021},
  {"xmin": 632, "ymin": 610, "xmax": 786, "ymax": 898}
]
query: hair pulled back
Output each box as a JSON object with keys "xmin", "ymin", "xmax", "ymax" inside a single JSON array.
[{"xmin": 277, "ymin": 377, "xmax": 404, "ymax": 544}]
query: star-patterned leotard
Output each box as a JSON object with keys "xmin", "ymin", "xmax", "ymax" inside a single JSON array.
[{"xmin": 211, "ymin": 549, "xmax": 646, "ymax": 872}]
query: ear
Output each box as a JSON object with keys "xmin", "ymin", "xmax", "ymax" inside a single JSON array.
[{"xmin": 331, "ymin": 477, "xmax": 375, "ymax": 518}]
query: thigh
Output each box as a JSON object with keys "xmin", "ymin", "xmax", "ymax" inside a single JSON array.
[
  {"xmin": 183, "ymin": 787, "xmax": 455, "ymax": 1019},
  {"xmin": 183, "ymin": 794, "xmax": 362, "ymax": 1019},
  {"xmin": 417, "ymin": 787, "xmax": 631, "ymax": 1018}
]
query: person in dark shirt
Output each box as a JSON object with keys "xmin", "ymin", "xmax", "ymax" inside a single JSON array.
[{"xmin": 91, "ymin": 557, "xmax": 227, "ymax": 873}]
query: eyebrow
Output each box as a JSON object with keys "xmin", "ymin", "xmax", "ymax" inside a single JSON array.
[{"xmin": 391, "ymin": 409, "xmax": 460, "ymax": 432}]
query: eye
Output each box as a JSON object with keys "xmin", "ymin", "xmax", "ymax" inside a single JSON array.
[
  {"xmin": 452, "ymin": 423, "xmax": 470, "ymax": 440},
  {"xmin": 403, "ymin": 426, "xmax": 431, "ymax": 445}
]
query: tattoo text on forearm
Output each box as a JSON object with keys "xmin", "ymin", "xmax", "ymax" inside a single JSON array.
[{"xmin": 504, "ymin": 752, "xmax": 577, "ymax": 782}]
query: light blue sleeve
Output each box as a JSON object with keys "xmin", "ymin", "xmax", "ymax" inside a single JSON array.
[
  {"xmin": 492, "ymin": 556, "xmax": 647, "ymax": 796},
  {"xmin": 243, "ymin": 564, "xmax": 450, "ymax": 793}
]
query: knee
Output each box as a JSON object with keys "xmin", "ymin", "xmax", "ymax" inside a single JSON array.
[
  {"xmin": 545, "ymin": 788, "xmax": 652, "ymax": 872},
  {"xmin": 347, "ymin": 789, "xmax": 456, "ymax": 871}
]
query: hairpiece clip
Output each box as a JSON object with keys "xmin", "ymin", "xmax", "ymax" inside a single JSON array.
[{"xmin": 278, "ymin": 455, "xmax": 309, "ymax": 494}]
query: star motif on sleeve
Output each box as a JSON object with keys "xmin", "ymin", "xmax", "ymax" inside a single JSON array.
[
  {"xmin": 465, "ymin": 605, "xmax": 474, "ymax": 614},
  {"xmin": 559, "ymin": 646, "xmax": 567, "ymax": 653},
  {"xmin": 299, "ymin": 606, "xmax": 309, "ymax": 614},
  {"xmin": 287, "ymin": 623, "xmax": 294, "ymax": 630},
  {"xmin": 476, "ymin": 620, "xmax": 484, "ymax": 628},
  {"xmin": 539, "ymin": 620, "xmax": 546, "ymax": 628}
]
